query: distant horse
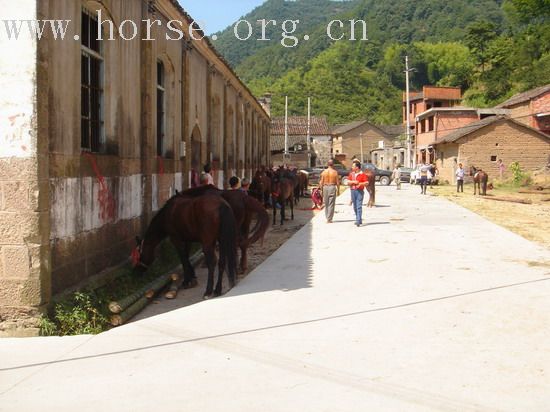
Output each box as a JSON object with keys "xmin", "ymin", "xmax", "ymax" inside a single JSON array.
[
  {"xmin": 364, "ymin": 169, "xmax": 376, "ymax": 207},
  {"xmin": 133, "ymin": 193, "xmax": 237, "ymax": 298},
  {"xmin": 177, "ymin": 185, "xmax": 269, "ymax": 273},
  {"xmin": 271, "ymin": 171, "xmax": 295, "ymax": 225},
  {"xmin": 249, "ymin": 170, "xmax": 272, "ymax": 207},
  {"xmin": 470, "ymin": 166, "xmax": 488, "ymax": 196},
  {"xmin": 297, "ymin": 171, "xmax": 309, "ymax": 198}
]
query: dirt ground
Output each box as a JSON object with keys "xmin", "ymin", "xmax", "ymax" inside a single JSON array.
[
  {"xmin": 132, "ymin": 193, "xmax": 325, "ymax": 322},
  {"xmin": 429, "ymin": 180, "xmax": 550, "ymax": 249}
]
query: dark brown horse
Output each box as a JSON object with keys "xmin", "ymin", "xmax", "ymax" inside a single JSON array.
[
  {"xmin": 133, "ymin": 193, "xmax": 237, "ymax": 298},
  {"xmin": 177, "ymin": 185, "xmax": 269, "ymax": 273},
  {"xmin": 470, "ymin": 166, "xmax": 488, "ymax": 196},
  {"xmin": 249, "ymin": 170, "xmax": 272, "ymax": 207},
  {"xmin": 271, "ymin": 172, "xmax": 295, "ymax": 225},
  {"xmin": 364, "ymin": 169, "xmax": 376, "ymax": 207}
]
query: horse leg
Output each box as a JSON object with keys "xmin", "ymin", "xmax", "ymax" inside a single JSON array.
[
  {"xmin": 214, "ymin": 246, "xmax": 225, "ymax": 297},
  {"xmin": 239, "ymin": 219, "xmax": 251, "ymax": 273},
  {"xmin": 170, "ymin": 237, "xmax": 197, "ymax": 289},
  {"xmin": 280, "ymin": 202, "xmax": 285, "ymax": 225},
  {"xmin": 272, "ymin": 200, "xmax": 277, "ymax": 225},
  {"xmin": 290, "ymin": 194, "xmax": 294, "ymax": 220},
  {"xmin": 203, "ymin": 247, "xmax": 217, "ymax": 298}
]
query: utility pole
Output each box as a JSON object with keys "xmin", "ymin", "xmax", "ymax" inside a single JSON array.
[
  {"xmin": 405, "ymin": 56, "xmax": 414, "ymax": 168},
  {"xmin": 284, "ymin": 95, "xmax": 289, "ymax": 166},
  {"xmin": 359, "ymin": 133, "xmax": 364, "ymax": 163},
  {"xmin": 306, "ymin": 97, "xmax": 311, "ymax": 168}
]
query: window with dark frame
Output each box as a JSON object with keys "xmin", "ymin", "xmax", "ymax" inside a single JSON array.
[
  {"xmin": 157, "ymin": 61, "xmax": 165, "ymax": 157},
  {"xmin": 491, "ymin": 155, "xmax": 497, "ymax": 161},
  {"xmin": 81, "ymin": 10, "xmax": 104, "ymax": 153}
]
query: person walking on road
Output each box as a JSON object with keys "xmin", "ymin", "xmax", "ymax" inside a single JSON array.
[
  {"xmin": 347, "ymin": 161, "xmax": 368, "ymax": 227},
  {"xmin": 392, "ymin": 165, "xmax": 402, "ymax": 190},
  {"xmin": 456, "ymin": 163, "xmax": 465, "ymax": 193},
  {"xmin": 419, "ymin": 163, "xmax": 431, "ymax": 195},
  {"xmin": 319, "ymin": 159, "xmax": 340, "ymax": 223}
]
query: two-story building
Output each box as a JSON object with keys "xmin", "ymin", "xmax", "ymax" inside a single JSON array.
[{"xmin": 495, "ymin": 84, "xmax": 550, "ymax": 135}]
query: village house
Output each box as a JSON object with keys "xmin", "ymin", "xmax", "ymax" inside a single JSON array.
[
  {"xmin": 0, "ymin": 0, "xmax": 270, "ymax": 335},
  {"xmin": 433, "ymin": 116, "xmax": 550, "ymax": 183},
  {"xmin": 331, "ymin": 120, "xmax": 404, "ymax": 168},
  {"xmin": 270, "ymin": 116, "xmax": 330, "ymax": 168},
  {"xmin": 495, "ymin": 84, "xmax": 550, "ymax": 135}
]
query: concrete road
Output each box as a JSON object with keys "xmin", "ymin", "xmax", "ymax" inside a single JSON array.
[{"xmin": 1, "ymin": 184, "xmax": 549, "ymax": 412}]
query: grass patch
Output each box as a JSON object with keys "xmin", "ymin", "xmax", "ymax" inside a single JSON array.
[{"xmin": 40, "ymin": 241, "xmax": 199, "ymax": 336}]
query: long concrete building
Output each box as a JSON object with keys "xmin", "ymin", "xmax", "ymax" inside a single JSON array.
[{"xmin": 0, "ymin": 0, "xmax": 270, "ymax": 335}]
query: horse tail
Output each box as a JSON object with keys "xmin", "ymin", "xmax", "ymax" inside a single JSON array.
[
  {"xmin": 243, "ymin": 196, "xmax": 270, "ymax": 247},
  {"xmin": 218, "ymin": 201, "xmax": 237, "ymax": 285}
]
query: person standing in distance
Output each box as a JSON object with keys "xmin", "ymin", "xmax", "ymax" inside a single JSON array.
[
  {"xmin": 456, "ymin": 163, "xmax": 465, "ymax": 193},
  {"xmin": 347, "ymin": 161, "xmax": 368, "ymax": 227},
  {"xmin": 319, "ymin": 159, "xmax": 340, "ymax": 223}
]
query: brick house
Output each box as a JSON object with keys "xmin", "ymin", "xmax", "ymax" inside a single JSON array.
[
  {"xmin": 0, "ymin": 0, "xmax": 270, "ymax": 335},
  {"xmin": 495, "ymin": 84, "xmax": 550, "ymax": 135},
  {"xmin": 331, "ymin": 120, "xmax": 403, "ymax": 168},
  {"xmin": 433, "ymin": 116, "xmax": 550, "ymax": 183},
  {"xmin": 271, "ymin": 116, "xmax": 330, "ymax": 168},
  {"xmin": 415, "ymin": 107, "xmax": 509, "ymax": 165}
]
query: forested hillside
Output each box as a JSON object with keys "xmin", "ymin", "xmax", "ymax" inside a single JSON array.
[{"xmin": 213, "ymin": 0, "xmax": 550, "ymax": 125}]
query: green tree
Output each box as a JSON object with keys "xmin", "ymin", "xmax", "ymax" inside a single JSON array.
[{"xmin": 465, "ymin": 21, "xmax": 498, "ymax": 72}]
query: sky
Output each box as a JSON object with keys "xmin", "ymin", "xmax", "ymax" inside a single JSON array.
[{"xmin": 178, "ymin": 0, "xmax": 266, "ymax": 34}]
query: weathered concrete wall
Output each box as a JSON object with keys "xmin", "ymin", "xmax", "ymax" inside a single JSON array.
[{"xmin": 0, "ymin": 0, "xmax": 269, "ymax": 335}]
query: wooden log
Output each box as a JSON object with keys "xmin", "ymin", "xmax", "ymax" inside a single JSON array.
[
  {"xmin": 164, "ymin": 273, "xmax": 180, "ymax": 299},
  {"xmin": 110, "ymin": 296, "xmax": 150, "ymax": 326},
  {"xmin": 109, "ymin": 274, "xmax": 172, "ymax": 314},
  {"xmin": 541, "ymin": 198, "xmax": 550, "ymax": 202},
  {"xmin": 484, "ymin": 196, "xmax": 532, "ymax": 204},
  {"xmin": 517, "ymin": 190, "xmax": 550, "ymax": 194}
]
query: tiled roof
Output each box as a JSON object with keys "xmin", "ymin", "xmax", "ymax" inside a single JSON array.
[
  {"xmin": 441, "ymin": 115, "xmax": 550, "ymax": 143},
  {"xmin": 271, "ymin": 116, "xmax": 330, "ymax": 151},
  {"xmin": 331, "ymin": 120, "xmax": 368, "ymax": 135},
  {"xmin": 378, "ymin": 124, "xmax": 405, "ymax": 137},
  {"xmin": 495, "ymin": 84, "xmax": 550, "ymax": 108},
  {"xmin": 271, "ymin": 116, "xmax": 330, "ymax": 136}
]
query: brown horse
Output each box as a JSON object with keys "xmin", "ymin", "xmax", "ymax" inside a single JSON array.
[
  {"xmin": 249, "ymin": 170, "xmax": 272, "ymax": 207},
  {"xmin": 177, "ymin": 185, "xmax": 269, "ymax": 273},
  {"xmin": 271, "ymin": 172, "xmax": 295, "ymax": 225},
  {"xmin": 364, "ymin": 169, "xmax": 376, "ymax": 207},
  {"xmin": 297, "ymin": 170, "xmax": 309, "ymax": 198},
  {"xmin": 133, "ymin": 193, "xmax": 237, "ymax": 298},
  {"xmin": 470, "ymin": 166, "xmax": 488, "ymax": 196}
]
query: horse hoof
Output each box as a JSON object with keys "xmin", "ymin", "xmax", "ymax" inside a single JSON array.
[
  {"xmin": 203, "ymin": 294, "xmax": 212, "ymax": 300},
  {"xmin": 183, "ymin": 278, "xmax": 198, "ymax": 289},
  {"xmin": 213, "ymin": 290, "xmax": 222, "ymax": 298}
]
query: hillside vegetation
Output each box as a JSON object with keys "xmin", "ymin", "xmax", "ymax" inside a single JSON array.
[{"xmin": 213, "ymin": 0, "xmax": 550, "ymax": 125}]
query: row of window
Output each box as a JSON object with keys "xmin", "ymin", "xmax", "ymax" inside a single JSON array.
[{"xmin": 80, "ymin": 10, "xmax": 166, "ymax": 156}]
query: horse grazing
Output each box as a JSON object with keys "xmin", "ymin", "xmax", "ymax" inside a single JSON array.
[
  {"xmin": 178, "ymin": 184, "xmax": 269, "ymax": 273},
  {"xmin": 470, "ymin": 166, "xmax": 488, "ymax": 196},
  {"xmin": 364, "ymin": 169, "xmax": 376, "ymax": 207},
  {"xmin": 271, "ymin": 172, "xmax": 295, "ymax": 225},
  {"xmin": 133, "ymin": 193, "xmax": 237, "ymax": 299}
]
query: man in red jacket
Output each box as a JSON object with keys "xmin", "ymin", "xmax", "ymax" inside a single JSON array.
[{"xmin": 347, "ymin": 161, "xmax": 368, "ymax": 227}]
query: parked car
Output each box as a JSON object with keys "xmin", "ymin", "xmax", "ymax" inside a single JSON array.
[
  {"xmin": 362, "ymin": 163, "xmax": 393, "ymax": 185},
  {"xmin": 332, "ymin": 163, "xmax": 350, "ymax": 179},
  {"xmin": 299, "ymin": 167, "xmax": 324, "ymax": 185},
  {"xmin": 398, "ymin": 167, "xmax": 414, "ymax": 183}
]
